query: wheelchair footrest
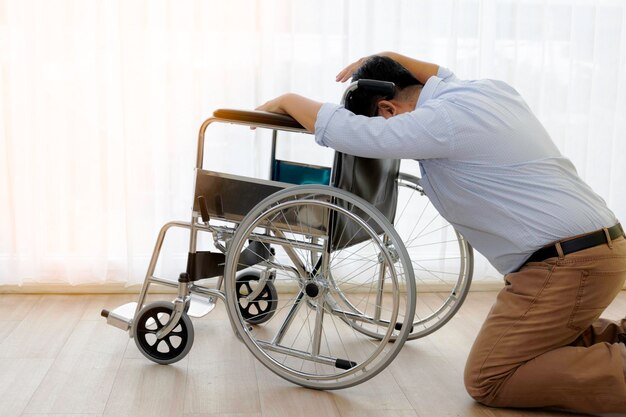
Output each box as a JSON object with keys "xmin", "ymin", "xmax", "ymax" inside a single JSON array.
[
  {"xmin": 181, "ymin": 294, "xmax": 216, "ymax": 318},
  {"xmin": 102, "ymin": 302, "xmax": 137, "ymax": 331}
]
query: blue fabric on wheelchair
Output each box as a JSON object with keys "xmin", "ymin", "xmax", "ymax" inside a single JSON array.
[{"xmin": 272, "ymin": 160, "xmax": 331, "ymax": 185}]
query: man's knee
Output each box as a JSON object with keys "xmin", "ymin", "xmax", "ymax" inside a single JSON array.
[{"xmin": 464, "ymin": 358, "xmax": 504, "ymax": 406}]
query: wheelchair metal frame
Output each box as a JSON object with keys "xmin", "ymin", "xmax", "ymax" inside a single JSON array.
[
  {"xmin": 102, "ymin": 80, "xmax": 474, "ymax": 389},
  {"xmin": 132, "ymin": 114, "xmax": 312, "ymax": 333}
]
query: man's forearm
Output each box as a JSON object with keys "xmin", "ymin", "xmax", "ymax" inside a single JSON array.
[
  {"xmin": 380, "ymin": 52, "xmax": 439, "ymax": 85},
  {"xmin": 280, "ymin": 94, "xmax": 323, "ymax": 133}
]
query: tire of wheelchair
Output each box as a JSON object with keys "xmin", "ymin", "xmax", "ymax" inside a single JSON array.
[
  {"xmin": 223, "ymin": 185, "xmax": 416, "ymax": 390},
  {"xmin": 132, "ymin": 301, "xmax": 194, "ymax": 365}
]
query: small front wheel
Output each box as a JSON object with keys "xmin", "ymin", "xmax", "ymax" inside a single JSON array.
[
  {"xmin": 132, "ymin": 301, "xmax": 194, "ymax": 365},
  {"xmin": 236, "ymin": 270, "xmax": 278, "ymax": 325}
]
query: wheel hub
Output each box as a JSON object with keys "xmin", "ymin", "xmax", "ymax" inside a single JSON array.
[{"xmin": 305, "ymin": 281, "xmax": 320, "ymax": 298}]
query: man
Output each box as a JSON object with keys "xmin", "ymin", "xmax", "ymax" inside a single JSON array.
[{"xmin": 256, "ymin": 52, "xmax": 626, "ymax": 414}]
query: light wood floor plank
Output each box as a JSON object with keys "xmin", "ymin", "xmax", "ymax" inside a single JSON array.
[
  {"xmin": 183, "ymin": 414, "xmax": 261, "ymax": 417},
  {"xmin": 0, "ymin": 295, "xmax": 88, "ymax": 359},
  {"xmin": 339, "ymin": 411, "xmax": 419, "ymax": 417},
  {"xmin": 330, "ymin": 368, "xmax": 414, "ymax": 413},
  {"xmin": 0, "ymin": 320, "xmax": 19, "ymax": 341},
  {"xmin": 390, "ymin": 341, "xmax": 480, "ymax": 417},
  {"xmin": 23, "ymin": 320, "xmax": 128, "ymax": 414},
  {"xmin": 254, "ymin": 361, "xmax": 342, "ymax": 417},
  {"xmin": 0, "ymin": 294, "xmax": 41, "ymax": 321},
  {"xmin": 183, "ymin": 320, "xmax": 261, "ymax": 415},
  {"xmin": 103, "ymin": 358, "xmax": 188, "ymax": 417},
  {"xmin": 0, "ymin": 358, "xmax": 53, "ymax": 417},
  {"xmin": 21, "ymin": 414, "xmax": 102, "ymax": 417}
]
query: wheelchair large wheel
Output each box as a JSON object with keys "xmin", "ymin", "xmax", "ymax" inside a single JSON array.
[
  {"xmin": 223, "ymin": 185, "xmax": 416, "ymax": 390},
  {"xmin": 395, "ymin": 168, "xmax": 473, "ymax": 340}
]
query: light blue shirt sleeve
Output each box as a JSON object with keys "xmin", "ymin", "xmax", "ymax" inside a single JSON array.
[
  {"xmin": 314, "ymin": 100, "xmax": 454, "ymax": 160},
  {"xmin": 314, "ymin": 66, "xmax": 462, "ymax": 160},
  {"xmin": 436, "ymin": 66, "xmax": 459, "ymax": 83}
]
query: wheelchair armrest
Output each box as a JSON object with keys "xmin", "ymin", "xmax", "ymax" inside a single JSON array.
[{"xmin": 213, "ymin": 109, "xmax": 308, "ymax": 132}]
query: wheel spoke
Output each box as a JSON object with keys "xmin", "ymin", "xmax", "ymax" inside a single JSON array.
[{"xmin": 395, "ymin": 173, "xmax": 473, "ymax": 340}]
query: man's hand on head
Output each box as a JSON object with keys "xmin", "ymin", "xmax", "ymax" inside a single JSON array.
[
  {"xmin": 336, "ymin": 56, "xmax": 370, "ymax": 83},
  {"xmin": 336, "ymin": 52, "xmax": 439, "ymax": 86}
]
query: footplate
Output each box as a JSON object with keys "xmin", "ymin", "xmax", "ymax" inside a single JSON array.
[
  {"xmin": 101, "ymin": 302, "xmax": 137, "ymax": 331},
  {"xmin": 180, "ymin": 294, "xmax": 216, "ymax": 318}
]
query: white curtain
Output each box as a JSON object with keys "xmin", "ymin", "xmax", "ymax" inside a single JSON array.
[{"xmin": 1, "ymin": 0, "xmax": 625, "ymax": 287}]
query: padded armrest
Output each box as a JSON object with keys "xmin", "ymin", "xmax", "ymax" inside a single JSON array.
[{"xmin": 213, "ymin": 109, "xmax": 307, "ymax": 132}]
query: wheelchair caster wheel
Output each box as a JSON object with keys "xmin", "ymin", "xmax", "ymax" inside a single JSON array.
[
  {"xmin": 132, "ymin": 301, "xmax": 194, "ymax": 365},
  {"xmin": 236, "ymin": 271, "xmax": 277, "ymax": 325}
]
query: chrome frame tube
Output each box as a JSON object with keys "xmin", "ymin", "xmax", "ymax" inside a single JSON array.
[
  {"xmin": 198, "ymin": 117, "xmax": 307, "ymax": 170},
  {"xmin": 189, "ymin": 284, "xmax": 226, "ymax": 303},
  {"xmin": 215, "ymin": 275, "xmax": 224, "ymax": 291},
  {"xmin": 149, "ymin": 276, "xmax": 178, "ymax": 289},
  {"xmin": 256, "ymin": 340, "xmax": 337, "ymax": 368},
  {"xmin": 156, "ymin": 281, "xmax": 190, "ymax": 339},
  {"xmin": 270, "ymin": 129, "xmax": 277, "ymax": 179},
  {"xmin": 135, "ymin": 221, "xmax": 194, "ymax": 317},
  {"xmin": 311, "ymin": 297, "xmax": 325, "ymax": 356},
  {"xmin": 250, "ymin": 232, "xmax": 324, "ymax": 253},
  {"xmin": 134, "ymin": 219, "xmax": 229, "ymax": 319},
  {"xmin": 270, "ymin": 290, "xmax": 306, "ymax": 345},
  {"xmin": 374, "ymin": 234, "xmax": 390, "ymax": 322},
  {"xmin": 189, "ymin": 214, "xmax": 199, "ymax": 255},
  {"xmin": 197, "ymin": 118, "xmax": 217, "ymax": 169},
  {"xmin": 271, "ymin": 230, "xmax": 312, "ymax": 279},
  {"xmin": 327, "ymin": 304, "xmax": 394, "ymax": 328}
]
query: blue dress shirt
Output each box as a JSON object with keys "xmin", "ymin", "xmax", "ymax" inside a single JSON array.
[{"xmin": 314, "ymin": 67, "xmax": 617, "ymax": 274}]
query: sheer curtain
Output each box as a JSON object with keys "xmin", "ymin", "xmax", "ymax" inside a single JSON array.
[{"xmin": 1, "ymin": 0, "xmax": 624, "ymax": 287}]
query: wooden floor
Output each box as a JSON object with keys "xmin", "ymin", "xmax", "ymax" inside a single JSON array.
[{"xmin": 1, "ymin": 290, "xmax": 625, "ymax": 417}]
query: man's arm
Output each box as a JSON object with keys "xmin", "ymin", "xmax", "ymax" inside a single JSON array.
[
  {"xmin": 380, "ymin": 52, "xmax": 439, "ymax": 85},
  {"xmin": 255, "ymin": 53, "xmax": 441, "ymax": 133},
  {"xmin": 336, "ymin": 52, "xmax": 439, "ymax": 85},
  {"xmin": 255, "ymin": 93, "xmax": 322, "ymax": 133},
  {"xmin": 314, "ymin": 102, "xmax": 454, "ymax": 160}
]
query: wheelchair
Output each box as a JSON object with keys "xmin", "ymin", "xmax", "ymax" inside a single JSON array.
[{"xmin": 101, "ymin": 80, "xmax": 473, "ymax": 389}]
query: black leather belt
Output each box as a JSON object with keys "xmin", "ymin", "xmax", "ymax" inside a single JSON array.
[{"xmin": 525, "ymin": 223, "xmax": 624, "ymax": 264}]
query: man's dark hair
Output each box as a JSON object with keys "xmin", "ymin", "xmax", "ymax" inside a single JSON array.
[{"xmin": 347, "ymin": 55, "xmax": 423, "ymax": 117}]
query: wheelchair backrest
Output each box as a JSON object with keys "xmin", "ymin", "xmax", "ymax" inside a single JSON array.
[
  {"xmin": 330, "ymin": 150, "xmax": 400, "ymax": 250},
  {"xmin": 330, "ymin": 79, "xmax": 401, "ymax": 249}
]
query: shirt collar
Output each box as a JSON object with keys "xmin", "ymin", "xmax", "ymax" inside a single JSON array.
[{"xmin": 416, "ymin": 76, "xmax": 442, "ymax": 107}]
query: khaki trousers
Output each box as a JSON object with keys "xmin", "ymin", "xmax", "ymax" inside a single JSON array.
[{"xmin": 464, "ymin": 235, "xmax": 626, "ymax": 414}]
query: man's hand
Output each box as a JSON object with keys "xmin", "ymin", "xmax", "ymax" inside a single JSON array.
[
  {"xmin": 256, "ymin": 94, "xmax": 290, "ymax": 114},
  {"xmin": 336, "ymin": 52, "xmax": 439, "ymax": 85},
  {"xmin": 336, "ymin": 56, "xmax": 370, "ymax": 82},
  {"xmin": 255, "ymin": 93, "xmax": 322, "ymax": 133}
]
